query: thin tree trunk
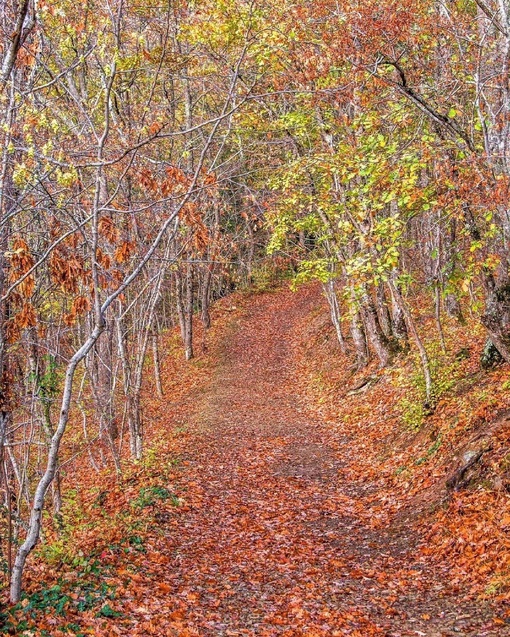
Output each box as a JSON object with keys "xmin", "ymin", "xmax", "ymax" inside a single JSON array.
[
  {"xmin": 152, "ymin": 332, "xmax": 163, "ymax": 398},
  {"xmin": 184, "ymin": 261, "xmax": 194, "ymax": 360},
  {"xmin": 445, "ymin": 293, "xmax": 464, "ymax": 323},
  {"xmin": 323, "ymin": 280, "xmax": 347, "ymax": 353},
  {"xmin": 10, "ymin": 323, "xmax": 105, "ymax": 603},
  {"xmin": 201, "ymin": 264, "xmax": 213, "ymax": 330},
  {"xmin": 350, "ymin": 310, "xmax": 369, "ymax": 368},
  {"xmin": 175, "ymin": 269, "xmax": 186, "ymax": 342},
  {"xmin": 389, "ymin": 279, "xmax": 433, "ymax": 405},
  {"xmin": 434, "ymin": 284, "xmax": 447, "ymax": 354},
  {"xmin": 360, "ymin": 291, "xmax": 397, "ymax": 368},
  {"xmin": 375, "ymin": 282, "xmax": 393, "ymax": 339}
]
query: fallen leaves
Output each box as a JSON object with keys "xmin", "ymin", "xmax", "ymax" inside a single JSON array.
[{"xmin": 3, "ymin": 285, "xmax": 509, "ymax": 635}]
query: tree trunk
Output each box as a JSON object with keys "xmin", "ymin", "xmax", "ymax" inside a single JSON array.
[
  {"xmin": 360, "ymin": 292, "xmax": 397, "ymax": 367},
  {"xmin": 375, "ymin": 282, "xmax": 393, "ymax": 339},
  {"xmin": 323, "ymin": 280, "xmax": 347, "ymax": 353},
  {"xmin": 445, "ymin": 293, "xmax": 465, "ymax": 323},
  {"xmin": 184, "ymin": 261, "xmax": 194, "ymax": 360},
  {"xmin": 390, "ymin": 284, "xmax": 409, "ymax": 345},
  {"xmin": 152, "ymin": 332, "xmax": 164, "ymax": 398},
  {"xmin": 201, "ymin": 264, "xmax": 213, "ymax": 330},
  {"xmin": 175, "ymin": 265, "xmax": 194, "ymax": 360},
  {"xmin": 350, "ymin": 310, "xmax": 369, "ymax": 368},
  {"xmin": 434, "ymin": 284, "xmax": 447, "ymax": 354},
  {"xmin": 175, "ymin": 269, "xmax": 186, "ymax": 342},
  {"xmin": 90, "ymin": 321, "xmax": 121, "ymax": 471},
  {"xmin": 443, "ymin": 217, "xmax": 465, "ymax": 323},
  {"xmin": 10, "ymin": 323, "xmax": 105, "ymax": 603},
  {"xmin": 480, "ymin": 275, "xmax": 510, "ymax": 363},
  {"xmin": 389, "ymin": 279, "xmax": 434, "ymax": 405}
]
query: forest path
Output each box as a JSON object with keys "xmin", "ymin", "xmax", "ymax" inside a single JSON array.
[{"xmin": 139, "ymin": 287, "xmax": 505, "ymax": 637}]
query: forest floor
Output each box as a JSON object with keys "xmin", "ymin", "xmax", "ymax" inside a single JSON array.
[{"xmin": 3, "ymin": 284, "xmax": 510, "ymax": 636}]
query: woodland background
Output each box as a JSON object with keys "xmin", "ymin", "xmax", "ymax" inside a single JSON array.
[{"xmin": 1, "ymin": 0, "xmax": 510, "ymax": 633}]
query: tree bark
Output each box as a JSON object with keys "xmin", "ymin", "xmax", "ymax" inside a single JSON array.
[
  {"xmin": 323, "ymin": 280, "xmax": 347, "ymax": 353},
  {"xmin": 375, "ymin": 282, "xmax": 394, "ymax": 339},
  {"xmin": 152, "ymin": 332, "xmax": 164, "ymax": 398},
  {"xmin": 201, "ymin": 264, "xmax": 213, "ymax": 330},
  {"xmin": 350, "ymin": 310, "xmax": 369, "ymax": 368},
  {"xmin": 184, "ymin": 261, "xmax": 194, "ymax": 360},
  {"xmin": 389, "ymin": 284, "xmax": 409, "ymax": 346},
  {"xmin": 480, "ymin": 275, "xmax": 510, "ymax": 362},
  {"xmin": 360, "ymin": 292, "xmax": 398, "ymax": 367},
  {"xmin": 389, "ymin": 279, "xmax": 434, "ymax": 405}
]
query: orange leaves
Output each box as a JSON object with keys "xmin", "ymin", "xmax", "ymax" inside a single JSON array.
[
  {"xmin": 96, "ymin": 246, "xmax": 112, "ymax": 271},
  {"xmin": 17, "ymin": 302, "xmax": 37, "ymax": 328},
  {"xmin": 179, "ymin": 202, "xmax": 209, "ymax": 254},
  {"xmin": 64, "ymin": 295, "xmax": 92, "ymax": 326},
  {"xmin": 6, "ymin": 237, "xmax": 38, "ymax": 339},
  {"xmin": 139, "ymin": 168, "xmax": 159, "ymax": 195},
  {"xmin": 8, "ymin": 237, "xmax": 35, "ymax": 298},
  {"xmin": 139, "ymin": 165, "xmax": 217, "ymax": 202},
  {"xmin": 202, "ymin": 169, "xmax": 217, "ymax": 188},
  {"xmin": 148, "ymin": 121, "xmax": 163, "ymax": 136},
  {"xmin": 428, "ymin": 488, "xmax": 510, "ymax": 598},
  {"xmin": 50, "ymin": 251, "xmax": 86, "ymax": 294},
  {"xmin": 5, "ymin": 301, "xmax": 37, "ymax": 343},
  {"xmin": 162, "ymin": 166, "xmax": 189, "ymax": 196},
  {"xmin": 12, "ymin": 285, "xmax": 510, "ymax": 634},
  {"xmin": 114, "ymin": 241, "xmax": 135, "ymax": 264},
  {"xmin": 98, "ymin": 216, "xmax": 119, "ymax": 244},
  {"xmin": 140, "ymin": 165, "xmax": 190, "ymax": 198}
]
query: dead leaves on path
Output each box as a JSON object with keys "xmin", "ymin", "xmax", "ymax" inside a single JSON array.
[{"xmin": 4, "ymin": 285, "xmax": 510, "ymax": 635}]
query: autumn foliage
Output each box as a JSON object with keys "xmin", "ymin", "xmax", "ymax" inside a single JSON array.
[{"xmin": 0, "ymin": 0, "xmax": 510, "ymax": 633}]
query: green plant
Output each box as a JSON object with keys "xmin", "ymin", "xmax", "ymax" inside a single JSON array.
[
  {"xmin": 415, "ymin": 435, "xmax": 443, "ymax": 465},
  {"xmin": 131, "ymin": 485, "xmax": 173, "ymax": 508},
  {"xmin": 396, "ymin": 341, "xmax": 464, "ymax": 430},
  {"xmin": 96, "ymin": 604, "xmax": 123, "ymax": 618},
  {"xmin": 400, "ymin": 397, "xmax": 426, "ymax": 431},
  {"xmin": 128, "ymin": 534, "xmax": 145, "ymax": 552}
]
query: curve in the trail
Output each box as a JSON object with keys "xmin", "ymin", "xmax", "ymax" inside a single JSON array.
[{"xmin": 137, "ymin": 287, "xmax": 506, "ymax": 637}]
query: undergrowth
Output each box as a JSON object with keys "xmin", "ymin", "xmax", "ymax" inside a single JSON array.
[{"xmin": 292, "ymin": 287, "xmax": 510, "ymax": 599}]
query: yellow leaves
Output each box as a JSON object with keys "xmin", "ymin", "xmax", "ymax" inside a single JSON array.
[
  {"xmin": 12, "ymin": 162, "xmax": 31, "ymax": 187},
  {"xmin": 56, "ymin": 167, "xmax": 78, "ymax": 187}
]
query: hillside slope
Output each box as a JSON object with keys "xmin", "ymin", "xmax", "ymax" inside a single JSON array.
[{"xmin": 3, "ymin": 284, "xmax": 509, "ymax": 636}]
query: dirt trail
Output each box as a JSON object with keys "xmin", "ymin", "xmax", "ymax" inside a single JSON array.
[{"xmin": 143, "ymin": 288, "xmax": 507, "ymax": 636}]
